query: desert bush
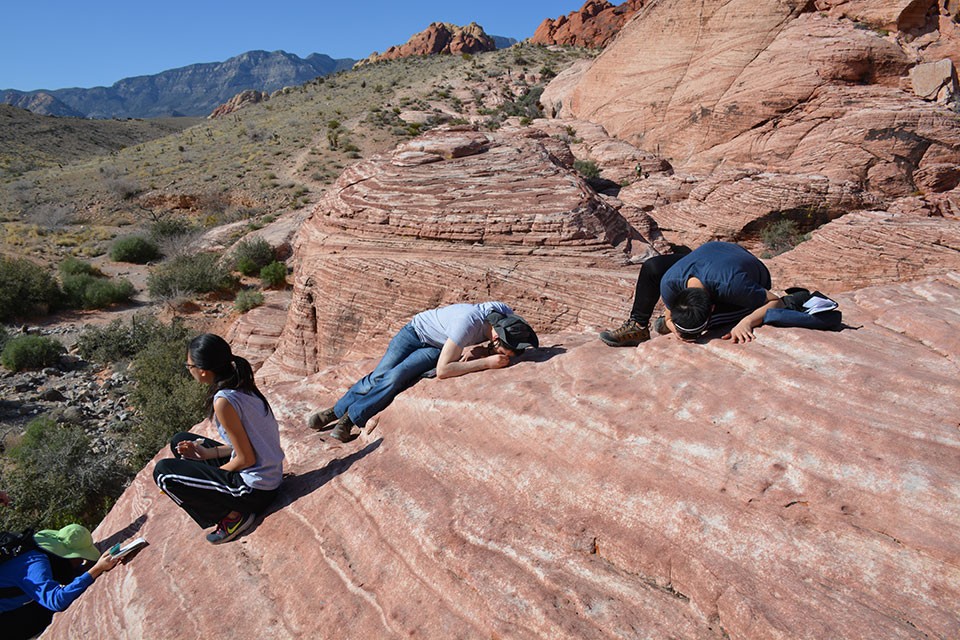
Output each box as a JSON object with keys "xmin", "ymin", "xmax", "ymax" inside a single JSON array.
[
  {"xmin": 260, "ymin": 261, "xmax": 287, "ymax": 289},
  {"xmin": 147, "ymin": 252, "xmax": 238, "ymax": 298},
  {"xmin": 103, "ymin": 174, "xmax": 142, "ymax": 200},
  {"xmin": 761, "ymin": 219, "xmax": 806, "ymax": 257},
  {"xmin": 129, "ymin": 321, "xmax": 206, "ymax": 465},
  {"xmin": 110, "ymin": 235, "xmax": 161, "ymax": 263},
  {"xmin": 75, "ymin": 315, "xmax": 165, "ymax": 364},
  {"xmin": 0, "ymin": 325, "xmax": 8, "ymax": 352},
  {"xmin": 24, "ymin": 202, "xmax": 73, "ymax": 229},
  {"xmin": 0, "ymin": 417, "xmax": 130, "ymax": 531},
  {"xmin": 573, "ymin": 160, "xmax": 601, "ymax": 179},
  {"xmin": 61, "ymin": 273, "xmax": 135, "ymax": 309},
  {"xmin": 232, "ymin": 237, "xmax": 275, "ymax": 276},
  {"xmin": 234, "ymin": 289, "xmax": 265, "ymax": 312},
  {"xmin": 59, "ymin": 257, "xmax": 101, "ymax": 277},
  {"xmin": 149, "ymin": 218, "xmax": 195, "ymax": 240},
  {"xmin": 0, "ymin": 257, "xmax": 62, "ymax": 321},
  {"xmin": 1, "ymin": 335, "xmax": 65, "ymax": 371}
]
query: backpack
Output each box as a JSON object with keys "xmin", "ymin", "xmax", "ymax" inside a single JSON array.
[
  {"xmin": 0, "ymin": 530, "xmax": 36, "ymax": 564},
  {"xmin": 0, "ymin": 530, "xmax": 37, "ymax": 599}
]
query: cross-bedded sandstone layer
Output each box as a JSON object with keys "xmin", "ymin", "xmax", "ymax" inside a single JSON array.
[{"xmin": 49, "ymin": 274, "xmax": 960, "ymax": 639}]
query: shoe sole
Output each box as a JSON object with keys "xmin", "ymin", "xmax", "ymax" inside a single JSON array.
[
  {"xmin": 599, "ymin": 334, "xmax": 642, "ymax": 347},
  {"xmin": 207, "ymin": 513, "xmax": 257, "ymax": 545}
]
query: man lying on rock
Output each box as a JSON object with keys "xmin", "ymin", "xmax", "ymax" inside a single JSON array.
[
  {"xmin": 600, "ymin": 241, "xmax": 783, "ymax": 346},
  {"xmin": 308, "ymin": 302, "xmax": 539, "ymax": 442}
]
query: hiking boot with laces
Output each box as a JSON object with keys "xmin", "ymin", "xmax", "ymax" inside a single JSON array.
[
  {"xmin": 330, "ymin": 414, "xmax": 357, "ymax": 443},
  {"xmin": 599, "ymin": 319, "xmax": 650, "ymax": 347},
  {"xmin": 206, "ymin": 512, "xmax": 256, "ymax": 544},
  {"xmin": 307, "ymin": 407, "xmax": 338, "ymax": 431}
]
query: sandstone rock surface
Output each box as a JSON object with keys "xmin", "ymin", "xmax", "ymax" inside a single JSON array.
[
  {"xmin": 267, "ymin": 126, "xmax": 667, "ymax": 378},
  {"xmin": 208, "ymin": 89, "xmax": 269, "ymax": 118},
  {"xmin": 47, "ymin": 274, "xmax": 960, "ymax": 639},
  {"xmin": 357, "ymin": 23, "xmax": 496, "ymax": 66},
  {"xmin": 531, "ymin": 0, "xmax": 646, "ymax": 48}
]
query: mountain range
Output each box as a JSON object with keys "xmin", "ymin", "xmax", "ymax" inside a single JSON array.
[{"xmin": 0, "ymin": 50, "xmax": 357, "ymax": 119}]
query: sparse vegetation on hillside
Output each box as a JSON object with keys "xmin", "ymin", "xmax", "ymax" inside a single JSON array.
[
  {"xmin": 0, "ymin": 44, "xmax": 595, "ymax": 266},
  {"xmin": 0, "ymin": 316, "xmax": 206, "ymax": 531}
]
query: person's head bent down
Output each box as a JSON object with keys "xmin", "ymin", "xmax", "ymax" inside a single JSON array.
[
  {"xmin": 669, "ymin": 287, "xmax": 712, "ymax": 341},
  {"xmin": 485, "ymin": 311, "xmax": 539, "ymax": 354}
]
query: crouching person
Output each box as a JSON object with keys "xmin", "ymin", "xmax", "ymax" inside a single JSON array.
[
  {"xmin": 0, "ymin": 525, "xmax": 121, "ymax": 640},
  {"xmin": 154, "ymin": 334, "xmax": 285, "ymax": 544}
]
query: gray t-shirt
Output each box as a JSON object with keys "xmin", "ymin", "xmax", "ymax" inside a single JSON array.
[
  {"xmin": 214, "ymin": 389, "xmax": 285, "ymax": 490},
  {"xmin": 410, "ymin": 302, "xmax": 513, "ymax": 348}
]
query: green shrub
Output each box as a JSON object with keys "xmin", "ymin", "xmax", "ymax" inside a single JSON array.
[
  {"xmin": 232, "ymin": 237, "xmax": 275, "ymax": 276},
  {"xmin": 110, "ymin": 235, "xmax": 161, "ymax": 264},
  {"xmin": 761, "ymin": 219, "xmax": 806, "ymax": 256},
  {"xmin": 61, "ymin": 273, "xmax": 135, "ymax": 309},
  {"xmin": 573, "ymin": 160, "xmax": 601, "ymax": 179},
  {"xmin": 75, "ymin": 315, "xmax": 168, "ymax": 364},
  {"xmin": 149, "ymin": 218, "xmax": 195, "ymax": 240},
  {"xmin": 234, "ymin": 289, "xmax": 265, "ymax": 313},
  {"xmin": 147, "ymin": 252, "xmax": 238, "ymax": 298},
  {"xmin": 129, "ymin": 321, "xmax": 206, "ymax": 465},
  {"xmin": 0, "ymin": 417, "xmax": 130, "ymax": 531},
  {"xmin": 0, "ymin": 257, "xmax": 61, "ymax": 321},
  {"xmin": 0, "ymin": 325, "xmax": 8, "ymax": 352},
  {"xmin": 1, "ymin": 335, "xmax": 65, "ymax": 371},
  {"xmin": 59, "ymin": 257, "xmax": 100, "ymax": 277},
  {"xmin": 260, "ymin": 261, "xmax": 287, "ymax": 289}
]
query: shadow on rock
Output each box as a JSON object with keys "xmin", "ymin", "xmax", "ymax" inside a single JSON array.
[
  {"xmin": 96, "ymin": 513, "xmax": 148, "ymax": 552},
  {"xmin": 521, "ymin": 344, "xmax": 567, "ymax": 364},
  {"xmin": 266, "ymin": 438, "xmax": 384, "ymax": 516}
]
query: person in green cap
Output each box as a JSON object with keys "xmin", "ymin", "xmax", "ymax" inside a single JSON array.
[{"xmin": 0, "ymin": 524, "xmax": 122, "ymax": 639}]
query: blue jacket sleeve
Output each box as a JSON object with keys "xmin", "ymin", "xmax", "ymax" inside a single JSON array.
[{"xmin": 18, "ymin": 552, "xmax": 95, "ymax": 612}]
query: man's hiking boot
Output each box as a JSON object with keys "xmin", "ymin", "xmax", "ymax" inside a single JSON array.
[
  {"xmin": 206, "ymin": 512, "xmax": 256, "ymax": 544},
  {"xmin": 330, "ymin": 414, "xmax": 357, "ymax": 443},
  {"xmin": 653, "ymin": 315, "xmax": 671, "ymax": 335},
  {"xmin": 599, "ymin": 319, "xmax": 650, "ymax": 347},
  {"xmin": 307, "ymin": 407, "xmax": 338, "ymax": 431}
]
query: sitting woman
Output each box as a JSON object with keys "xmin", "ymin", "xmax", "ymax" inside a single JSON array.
[
  {"xmin": 153, "ymin": 334, "xmax": 285, "ymax": 544},
  {"xmin": 0, "ymin": 524, "xmax": 122, "ymax": 640}
]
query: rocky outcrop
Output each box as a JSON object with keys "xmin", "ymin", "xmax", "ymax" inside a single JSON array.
[
  {"xmin": 208, "ymin": 89, "xmax": 269, "ymax": 119},
  {"xmin": 49, "ymin": 273, "xmax": 960, "ymax": 639},
  {"xmin": 260, "ymin": 125, "xmax": 665, "ymax": 377},
  {"xmin": 357, "ymin": 23, "xmax": 497, "ymax": 66},
  {"xmin": 768, "ymin": 205, "xmax": 960, "ymax": 292},
  {"xmin": 531, "ymin": 0, "xmax": 646, "ymax": 48}
]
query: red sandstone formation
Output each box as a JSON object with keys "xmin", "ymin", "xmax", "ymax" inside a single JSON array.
[
  {"xmin": 531, "ymin": 0, "xmax": 645, "ymax": 48},
  {"xmin": 48, "ymin": 272, "xmax": 960, "ymax": 639},
  {"xmin": 208, "ymin": 89, "xmax": 269, "ymax": 118},
  {"xmin": 37, "ymin": 0, "xmax": 960, "ymax": 636},
  {"xmin": 263, "ymin": 126, "xmax": 666, "ymax": 378},
  {"xmin": 357, "ymin": 22, "xmax": 496, "ymax": 66}
]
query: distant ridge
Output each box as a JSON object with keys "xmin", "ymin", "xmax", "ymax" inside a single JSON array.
[{"xmin": 1, "ymin": 50, "xmax": 356, "ymax": 119}]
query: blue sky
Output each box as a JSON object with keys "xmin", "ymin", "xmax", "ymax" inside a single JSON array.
[{"xmin": 1, "ymin": 1, "xmax": 592, "ymax": 91}]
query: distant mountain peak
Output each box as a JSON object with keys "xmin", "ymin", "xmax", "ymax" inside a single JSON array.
[{"xmin": 0, "ymin": 50, "xmax": 356, "ymax": 119}]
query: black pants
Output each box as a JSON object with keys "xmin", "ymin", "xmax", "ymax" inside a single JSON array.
[
  {"xmin": 1, "ymin": 601, "xmax": 54, "ymax": 640},
  {"xmin": 628, "ymin": 252, "xmax": 688, "ymax": 325},
  {"xmin": 153, "ymin": 432, "xmax": 278, "ymax": 529}
]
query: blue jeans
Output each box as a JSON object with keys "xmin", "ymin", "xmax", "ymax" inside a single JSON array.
[{"xmin": 334, "ymin": 324, "xmax": 441, "ymax": 427}]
